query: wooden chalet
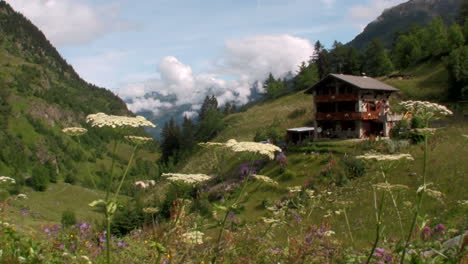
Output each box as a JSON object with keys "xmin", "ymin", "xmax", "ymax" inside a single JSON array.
[{"xmin": 305, "ymin": 74, "xmax": 401, "ymax": 139}]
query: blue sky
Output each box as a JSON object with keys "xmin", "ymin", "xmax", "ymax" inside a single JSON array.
[{"xmin": 7, "ymin": 0, "xmax": 407, "ymax": 115}]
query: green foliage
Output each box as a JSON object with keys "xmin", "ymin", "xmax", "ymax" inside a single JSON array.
[
  {"xmin": 264, "ymin": 73, "xmax": 287, "ymax": 99},
  {"xmin": 30, "ymin": 166, "xmax": 49, "ymax": 191},
  {"xmin": 426, "ymin": 17, "xmax": 450, "ymax": 57},
  {"xmin": 341, "ymin": 156, "xmax": 366, "ymax": 179},
  {"xmin": 392, "ymin": 33, "xmax": 422, "ymax": 69},
  {"xmin": 61, "ymin": 209, "xmax": 77, "ymax": 227},
  {"xmin": 448, "ymin": 23, "xmax": 465, "ymax": 50},
  {"xmin": 196, "ymin": 108, "xmax": 225, "ymax": 142},
  {"xmin": 447, "ymin": 45, "xmax": 468, "ymax": 100},
  {"xmin": 294, "ymin": 62, "xmax": 319, "ymax": 91},
  {"xmin": 287, "ymin": 108, "xmax": 307, "ymax": 119},
  {"xmin": 312, "ymin": 41, "xmax": 331, "ymax": 79},
  {"xmin": 111, "ymin": 202, "xmax": 144, "ymax": 236},
  {"xmin": 279, "ymin": 169, "xmax": 296, "ymax": 182},
  {"xmin": 390, "ymin": 119, "xmax": 411, "ymax": 139},
  {"xmin": 253, "ymin": 118, "xmax": 283, "ymax": 143},
  {"xmin": 363, "ymin": 39, "xmax": 394, "ymax": 77},
  {"xmin": 458, "ymin": 0, "xmax": 468, "ymax": 24}
]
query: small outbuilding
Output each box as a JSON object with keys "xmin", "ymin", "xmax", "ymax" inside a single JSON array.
[{"xmin": 286, "ymin": 127, "xmax": 315, "ymax": 144}]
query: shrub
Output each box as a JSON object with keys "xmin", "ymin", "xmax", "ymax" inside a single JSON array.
[
  {"xmin": 390, "ymin": 119, "xmax": 411, "ymax": 139},
  {"xmin": 61, "ymin": 209, "xmax": 77, "ymax": 227},
  {"xmin": 111, "ymin": 202, "xmax": 144, "ymax": 236},
  {"xmin": 30, "ymin": 166, "xmax": 49, "ymax": 191},
  {"xmin": 64, "ymin": 173, "xmax": 77, "ymax": 184},
  {"xmin": 342, "ymin": 156, "xmax": 366, "ymax": 179}
]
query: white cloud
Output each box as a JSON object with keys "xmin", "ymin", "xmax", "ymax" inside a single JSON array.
[
  {"xmin": 122, "ymin": 34, "xmax": 314, "ymax": 116},
  {"xmin": 320, "ymin": 0, "xmax": 336, "ymax": 8},
  {"xmin": 182, "ymin": 111, "xmax": 198, "ymax": 119},
  {"xmin": 349, "ymin": 0, "xmax": 407, "ymax": 30},
  {"xmin": 7, "ymin": 0, "xmax": 133, "ymax": 46},
  {"xmin": 127, "ymin": 98, "xmax": 172, "ymax": 114}
]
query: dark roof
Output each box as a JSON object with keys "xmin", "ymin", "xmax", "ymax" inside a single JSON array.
[{"xmin": 305, "ymin": 74, "xmax": 399, "ymax": 94}]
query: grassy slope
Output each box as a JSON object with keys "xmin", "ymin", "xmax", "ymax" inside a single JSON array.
[{"xmin": 179, "ymin": 60, "xmax": 468, "ymax": 248}]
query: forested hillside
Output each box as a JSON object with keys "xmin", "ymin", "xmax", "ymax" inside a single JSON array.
[{"xmin": 0, "ymin": 2, "xmax": 159, "ymax": 193}]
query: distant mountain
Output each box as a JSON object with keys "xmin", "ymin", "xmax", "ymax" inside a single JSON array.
[
  {"xmin": 348, "ymin": 0, "xmax": 462, "ymax": 50},
  {"xmin": 0, "ymin": 2, "xmax": 155, "ymax": 187}
]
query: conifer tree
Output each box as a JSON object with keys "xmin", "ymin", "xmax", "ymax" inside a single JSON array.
[
  {"xmin": 426, "ymin": 17, "xmax": 449, "ymax": 57},
  {"xmin": 364, "ymin": 39, "xmax": 394, "ymax": 77}
]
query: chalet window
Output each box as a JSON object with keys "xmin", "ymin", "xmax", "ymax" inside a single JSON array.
[
  {"xmin": 316, "ymin": 103, "xmax": 335, "ymax": 112},
  {"xmin": 337, "ymin": 102, "xmax": 356, "ymax": 112}
]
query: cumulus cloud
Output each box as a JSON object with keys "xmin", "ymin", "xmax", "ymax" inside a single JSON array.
[
  {"xmin": 182, "ymin": 111, "xmax": 198, "ymax": 119},
  {"xmin": 7, "ymin": 0, "xmax": 133, "ymax": 46},
  {"xmin": 123, "ymin": 34, "xmax": 314, "ymax": 116},
  {"xmin": 349, "ymin": 0, "xmax": 407, "ymax": 30}
]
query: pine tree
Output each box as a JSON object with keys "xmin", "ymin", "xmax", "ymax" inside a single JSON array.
[
  {"xmin": 330, "ymin": 41, "xmax": 348, "ymax": 74},
  {"xmin": 392, "ymin": 34, "xmax": 422, "ymax": 69},
  {"xmin": 426, "ymin": 17, "xmax": 450, "ymax": 57},
  {"xmin": 180, "ymin": 116, "xmax": 196, "ymax": 155},
  {"xmin": 343, "ymin": 47, "xmax": 362, "ymax": 75},
  {"xmin": 364, "ymin": 39, "xmax": 394, "ymax": 77},
  {"xmin": 199, "ymin": 95, "xmax": 218, "ymax": 121},
  {"xmin": 447, "ymin": 46, "xmax": 468, "ymax": 100},
  {"xmin": 294, "ymin": 62, "xmax": 319, "ymax": 91},
  {"xmin": 160, "ymin": 118, "xmax": 181, "ymax": 163},
  {"xmin": 313, "ymin": 41, "xmax": 331, "ymax": 79}
]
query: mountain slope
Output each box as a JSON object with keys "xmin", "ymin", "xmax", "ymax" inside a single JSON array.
[
  {"xmin": 348, "ymin": 0, "xmax": 462, "ymax": 50},
  {"xmin": 0, "ymin": 2, "xmax": 159, "ymax": 191}
]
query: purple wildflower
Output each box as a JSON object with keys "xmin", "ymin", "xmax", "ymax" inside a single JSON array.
[
  {"xmin": 20, "ymin": 209, "xmax": 29, "ymax": 216},
  {"xmin": 373, "ymin": 253, "xmax": 383, "ymax": 259},
  {"xmin": 305, "ymin": 235, "xmax": 312, "ymax": 244},
  {"xmin": 385, "ymin": 254, "xmax": 393, "ymax": 263},
  {"xmin": 294, "ymin": 215, "xmax": 302, "ymax": 222},
  {"xmin": 375, "ymin": 248, "xmax": 385, "ymax": 255},
  {"xmin": 434, "ymin": 224, "xmax": 446, "ymax": 235},
  {"xmin": 421, "ymin": 226, "xmax": 432, "ymax": 240},
  {"xmin": 117, "ymin": 240, "xmax": 129, "ymax": 248}
]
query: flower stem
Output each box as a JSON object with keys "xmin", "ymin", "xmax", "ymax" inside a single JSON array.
[
  {"xmin": 400, "ymin": 134, "xmax": 428, "ymax": 263},
  {"xmin": 113, "ymin": 144, "xmax": 138, "ymax": 200},
  {"xmin": 212, "ymin": 158, "xmax": 254, "ymax": 263},
  {"xmin": 343, "ymin": 207, "xmax": 354, "ymax": 247},
  {"xmin": 366, "ymin": 189, "xmax": 385, "ymax": 264}
]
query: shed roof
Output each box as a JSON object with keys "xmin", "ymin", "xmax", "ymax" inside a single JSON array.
[
  {"xmin": 305, "ymin": 74, "xmax": 399, "ymax": 94},
  {"xmin": 287, "ymin": 127, "xmax": 315, "ymax": 132}
]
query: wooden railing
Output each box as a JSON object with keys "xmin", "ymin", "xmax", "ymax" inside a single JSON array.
[
  {"xmin": 316, "ymin": 111, "xmax": 380, "ymax": 121},
  {"xmin": 315, "ymin": 93, "xmax": 358, "ymax": 103}
]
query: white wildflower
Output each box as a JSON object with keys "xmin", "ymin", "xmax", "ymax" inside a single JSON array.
[
  {"xmin": 18, "ymin": 256, "xmax": 25, "ymax": 263},
  {"xmin": 2, "ymin": 222, "xmax": 10, "ymax": 228},
  {"xmin": 252, "ymin": 174, "xmax": 278, "ymax": 185},
  {"xmin": 324, "ymin": 230, "xmax": 335, "ymax": 236},
  {"xmin": 400, "ymin": 101, "xmax": 453, "ymax": 118},
  {"xmin": 86, "ymin": 113, "xmax": 155, "ymax": 128},
  {"xmin": 305, "ymin": 189, "xmax": 315, "ymax": 198},
  {"xmin": 457, "ymin": 200, "xmax": 468, "ymax": 206},
  {"xmin": 463, "ymin": 135, "xmax": 468, "ymax": 139},
  {"xmin": 142, "ymin": 207, "xmax": 159, "ymax": 214},
  {"xmin": 62, "ymin": 127, "xmax": 87, "ymax": 136},
  {"xmin": 134, "ymin": 180, "xmax": 156, "ymax": 189},
  {"xmin": 201, "ymin": 139, "xmax": 282, "ymax": 160},
  {"xmin": 16, "ymin": 194, "xmax": 27, "ymax": 199},
  {"xmin": 425, "ymin": 189, "xmax": 444, "ymax": 201},
  {"xmin": 162, "ymin": 173, "xmax": 211, "ymax": 184},
  {"xmin": 0, "ymin": 176, "xmax": 15, "ymax": 184},
  {"xmin": 356, "ymin": 153, "xmax": 414, "ymax": 161},
  {"xmin": 181, "ymin": 231, "xmax": 204, "ymax": 245},
  {"xmin": 262, "ymin": 217, "xmax": 281, "ymax": 225},
  {"xmin": 373, "ymin": 182, "xmax": 409, "ymax": 190},
  {"xmin": 80, "ymin": 255, "xmax": 90, "ymax": 262},
  {"xmin": 125, "ymin": 135, "xmax": 153, "ymax": 144},
  {"xmin": 287, "ymin": 186, "xmax": 302, "ymax": 193}
]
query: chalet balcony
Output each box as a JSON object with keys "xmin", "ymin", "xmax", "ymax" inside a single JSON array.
[
  {"xmin": 316, "ymin": 111, "xmax": 380, "ymax": 121},
  {"xmin": 314, "ymin": 93, "xmax": 358, "ymax": 103}
]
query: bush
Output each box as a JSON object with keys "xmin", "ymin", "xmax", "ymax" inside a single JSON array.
[
  {"xmin": 64, "ymin": 173, "xmax": 77, "ymax": 184},
  {"xmin": 61, "ymin": 209, "xmax": 77, "ymax": 227},
  {"xmin": 30, "ymin": 166, "xmax": 49, "ymax": 191},
  {"xmin": 111, "ymin": 202, "xmax": 144, "ymax": 236},
  {"xmin": 390, "ymin": 119, "xmax": 410, "ymax": 139},
  {"xmin": 342, "ymin": 156, "xmax": 366, "ymax": 179}
]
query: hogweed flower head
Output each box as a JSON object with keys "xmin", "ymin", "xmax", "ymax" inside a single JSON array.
[
  {"xmin": 181, "ymin": 231, "xmax": 204, "ymax": 245},
  {"xmin": 373, "ymin": 182, "xmax": 409, "ymax": 191},
  {"xmin": 162, "ymin": 173, "xmax": 211, "ymax": 184},
  {"xmin": 400, "ymin": 100, "xmax": 453, "ymax": 122},
  {"xmin": 125, "ymin": 135, "xmax": 153, "ymax": 144},
  {"xmin": 86, "ymin": 113, "xmax": 155, "ymax": 128},
  {"xmin": 201, "ymin": 139, "xmax": 281, "ymax": 160},
  {"xmin": 16, "ymin": 194, "xmax": 27, "ymax": 199},
  {"xmin": 356, "ymin": 153, "xmax": 414, "ymax": 161},
  {"xmin": 252, "ymin": 174, "xmax": 278, "ymax": 185},
  {"xmin": 62, "ymin": 127, "xmax": 88, "ymax": 136},
  {"xmin": 143, "ymin": 207, "xmax": 160, "ymax": 214},
  {"xmin": 288, "ymin": 186, "xmax": 302, "ymax": 193},
  {"xmin": 0, "ymin": 176, "xmax": 15, "ymax": 184}
]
